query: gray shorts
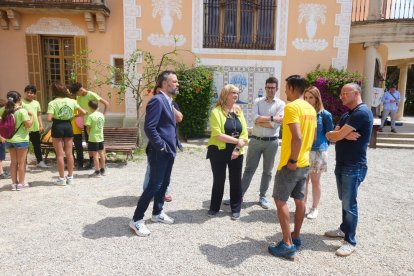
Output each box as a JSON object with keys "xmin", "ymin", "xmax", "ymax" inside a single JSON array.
[{"xmin": 272, "ymin": 166, "xmax": 309, "ymax": 201}]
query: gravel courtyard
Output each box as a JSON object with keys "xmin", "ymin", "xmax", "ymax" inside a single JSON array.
[{"xmin": 0, "ymin": 144, "xmax": 413, "ymax": 275}]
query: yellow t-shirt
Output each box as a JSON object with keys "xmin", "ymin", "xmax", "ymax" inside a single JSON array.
[{"xmin": 278, "ymin": 99, "xmax": 316, "ymax": 170}]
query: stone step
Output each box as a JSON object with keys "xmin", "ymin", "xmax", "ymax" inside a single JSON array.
[
  {"xmin": 375, "ymin": 143, "xmax": 414, "ymax": 149},
  {"xmin": 377, "ymin": 132, "xmax": 414, "ymax": 139},
  {"xmin": 377, "ymin": 137, "xmax": 414, "ymax": 145}
]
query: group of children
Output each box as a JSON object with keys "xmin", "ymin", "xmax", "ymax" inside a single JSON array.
[{"xmin": 0, "ymin": 82, "xmax": 109, "ymax": 190}]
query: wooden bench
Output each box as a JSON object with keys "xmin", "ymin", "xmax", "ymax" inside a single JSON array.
[
  {"xmin": 41, "ymin": 127, "xmax": 138, "ymax": 161},
  {"xmin": 369, "ymin": 118, "xmax": 381, "ymax": 149}
]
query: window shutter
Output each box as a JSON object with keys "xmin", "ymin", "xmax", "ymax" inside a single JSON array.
[
  {"xmin": 74, "ymin": 36, "xmax": 87, "ymax": 85},
  {"xmin": 26, "ymin": 34, "xmax": 45, "ymax": 110}
]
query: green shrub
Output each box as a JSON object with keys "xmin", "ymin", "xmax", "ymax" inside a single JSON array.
[
  {"xmin": 307, "ymin": 66, "xmax": 363, "ymax": 122},
  {"xmin": 175, "ymin": 66, "xmax": 214, "ymax": 139}
]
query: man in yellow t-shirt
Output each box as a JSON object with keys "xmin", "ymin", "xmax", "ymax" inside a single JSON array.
[{"xmin": 268, "ymin": 75, "xmax": 316, "ymax": 259}]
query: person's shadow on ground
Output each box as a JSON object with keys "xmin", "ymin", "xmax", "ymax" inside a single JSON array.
[
  {"xmin": 98, "ymin": 195, "xmax": 138, "ymax": 208},
  {"xmin": 83, "ymin": 216, "xmax": 132, "ymax": 239},
  {"xmin": 199, "ymin": 234, "xmax": 339, "ymax": 267}
]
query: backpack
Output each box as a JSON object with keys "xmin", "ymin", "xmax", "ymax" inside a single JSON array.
[{"xmin": 0, "ymin": 113, "xmax": 22, "ymax": 139}]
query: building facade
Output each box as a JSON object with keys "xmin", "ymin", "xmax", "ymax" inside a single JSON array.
[{"xmin": 0, "ymin": 0, "xmax": 412, "ymax": 126}]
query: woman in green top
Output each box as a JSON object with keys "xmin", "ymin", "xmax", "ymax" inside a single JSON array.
[
  {"xmin": 46, "ymin": 83, "xmax": 86, "ymax": 186},
  {"xmin": 1, "ymin": 91, "xmax": 34, "ymax": 191},
  {"xmin": 206, "ymin": 84, "xmax": 248, "ymax": 220}
]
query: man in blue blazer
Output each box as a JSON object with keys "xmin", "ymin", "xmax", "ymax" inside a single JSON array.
[{"xmin": 130, "ymin": 70, "xmax": 182, "ymax": 237}]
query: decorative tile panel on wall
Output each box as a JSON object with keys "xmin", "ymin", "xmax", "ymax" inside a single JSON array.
[
  {"xmin": 332, "ymin": 0, "xmax": 352, "ymax": 70},
  {"xmin": 123, "ymin": 0, "xmax": 142, "ymax": 117},
  {"xmin": 201, "ymin": 59, "xmax": 282, "ymax": 128}
]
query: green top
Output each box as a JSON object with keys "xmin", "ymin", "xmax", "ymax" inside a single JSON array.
[
  {"xmin": 22, "ymin": 99, "xmax": 41, "ymax": 132},
  {"xmin": 77, "ymin": 91, "xmax": 101, "ymax": 122},
  {"xmin": 85, "ymin": 110, "xmax": 105, "ymax": 143},
  {"xmin": 47, "ymin": 98, "xmax": 79, "ymax": 120},
  {"xmin": 207, "ymin": 106, "xmax": 248, "ymax": 155},
  {"xmin": 0, "ymin": 107, "xmax": 31, "ymax": 143}
]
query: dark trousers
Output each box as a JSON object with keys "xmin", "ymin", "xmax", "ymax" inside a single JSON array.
[
  {"xmin": 208, "ymin": 146, "xmax": 243, "ymax": 214},
  {"xmin": 29, "ymin": 131, "xmax": 43, "ymax": 163},
  {"xmin": 73, "ymin": 134, "xmax": 84, "ymax": 167},
  {"xmin": 133, "ymin": 144, "xmax": 175, "ymax": 221}
]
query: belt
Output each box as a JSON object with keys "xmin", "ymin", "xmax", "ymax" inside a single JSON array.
[{"xmin": 251, "ymin": 135, "xmax": 278, "ymax": 141}]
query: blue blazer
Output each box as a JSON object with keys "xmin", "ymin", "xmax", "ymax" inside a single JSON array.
[{"xmin": 144, "ymin": 93, "xmax": 182, "ymax": 156}]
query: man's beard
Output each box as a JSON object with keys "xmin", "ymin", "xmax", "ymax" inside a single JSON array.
[{"xmin": 170, "ymin": 88, "xmax": 179, "ymax": 96}]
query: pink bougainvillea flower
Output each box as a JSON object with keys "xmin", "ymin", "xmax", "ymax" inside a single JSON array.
[{"xmin": 195, "ymin": 88, "xmax": 201, "ymax": 93}]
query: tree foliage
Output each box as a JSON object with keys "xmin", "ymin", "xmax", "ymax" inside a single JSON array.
[
  {"xmin": 307, "ymin": 65, "xmax": 363, "ymax": 122},
  {"xmin": 175, "ymin": 66, "xmax": 215, "ymax": 139}
]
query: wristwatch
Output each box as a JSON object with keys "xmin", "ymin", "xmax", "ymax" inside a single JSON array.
[
  {"xmin": 270, "ymin": 116, "xmax": 274, "ymax": 122},
  {"xmin": 288, "ymin": 159, "xmax": 297, "ymax": 164}
]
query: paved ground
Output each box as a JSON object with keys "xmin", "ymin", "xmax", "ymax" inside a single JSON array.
[{"xmin": 0, "ymin": 141, "xmax": 413, "ymax": 275}]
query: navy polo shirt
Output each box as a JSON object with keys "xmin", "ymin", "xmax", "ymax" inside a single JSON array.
[{"xmin": 335, "ymin": 103, "xmax": 373, "ymax": 165}]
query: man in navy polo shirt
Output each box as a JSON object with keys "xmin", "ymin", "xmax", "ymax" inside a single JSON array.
[{"xmin": 325, "ymin": 83, "xmax": 373, "ymax": 257}]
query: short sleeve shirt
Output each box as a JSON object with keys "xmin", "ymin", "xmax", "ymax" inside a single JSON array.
[
  {"xmin": 278, "ymin": 99, "xmax": 316, "ymax": 170},
  {"xmin": 22, "ymin": 99, "xmax": 41, "ymax": 132},
  {"xmin": 47, "ymin": 98, "xmax": 79, "ymax": 120},
  {"xmin": 335, "ymin": 103, "xmax": 373, "ymax": 165},
  {"xmin": 85, "ymin": 111, "xmax": 105, "ymax": 142},
  {"xmin": 0, "ymin": 107, "xmax": 31, "ymax": 143},
  {"xmin": 77, "ymin": 91, "xmax": 102, "ymax": 122}
]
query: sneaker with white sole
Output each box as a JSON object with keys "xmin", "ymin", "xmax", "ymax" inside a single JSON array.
[
  {"xmin": 259, "ymin": 196, "xmax": 270, "ymax": 209},
  {"xmin": 55, "ymin": 178, "xmax": 67, "ymax": 186},
  {"xmin": 66, "ymin": 176, "xmax": 74, "ymax": 185},
  {"xmin": 335, "ymin": 241, "xmax": 356, "ymax": 257},
  {"xmin": 151, "ymin": 211, "xmax": 174, "ymax": 224},
  {"xmin": 16, "ymin": 184, "xmax": 24, "ymax": 191},
  {"xmin": 37, "ymin": 161, "xmax": 49, "ymax": 168},
  {"xmin": 11, "ymin": 184, "xmax": 17, "ymax": 191},
  {"xmin": 325, "ymin": 228, "xmax": 345, "ymax": 238},
  {"xmin": 129, "ymin": 219, "xmax": 151, "ymax": 237},
  {"xmin": 307, "ymin": 208, "xmax": 319, "ymax": 219},
  {"xmin": 223, "ymin": 198, "xmax": 230, "ymax": 205}
]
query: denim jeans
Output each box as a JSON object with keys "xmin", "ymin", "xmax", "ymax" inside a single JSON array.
[
  {"xmin": 133, "ymin": 144, "xmax": 175, "ymax": 221},
  {"xmin": 335, "ymin": 163, "xmax": 367, "ymax": 246}
]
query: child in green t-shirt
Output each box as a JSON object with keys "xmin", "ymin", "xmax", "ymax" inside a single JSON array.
[{"xmin": 85, "ymin": 100, "xmax": 106, "ymax": 177}]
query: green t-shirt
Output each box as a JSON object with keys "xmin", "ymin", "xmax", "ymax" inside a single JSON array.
[
  {"xmin": 22, "ymin": 99, "xmax": 41, "ymax": 132},
  {"xmin": 47, "ymin": 98, "xmax": 79, "ymax": 120},
  {"xmin": 0, "ymin": 107, "xmax": 31, "ymax": 143},
  {"xmin": 77, "ymin": 91, "xmax": 102, "ymax": 122},
  {"xmin": 85, "ymin": 111, "xmax": 105, "ymax": 143}
]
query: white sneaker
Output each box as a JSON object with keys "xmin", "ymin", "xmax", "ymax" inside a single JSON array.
[
  {"xmin": 325, "ymin": 228, "xmax": 345, "ymax": 238},
  {"xmin": 336, "ymin": 241, "xmax": 356, "ymax": 257},
  {"xmin": 55, "ymin": 177, "xmax": 67, "ymax": 186},
  {"xmin": 66, "ymin": 176, "xmax": 74, "ymax": 185},
  {"xmin": 307, "ymin": 208, "xmax": 319, "ymax": 219},
  {"xmin": 37, "ymin": 161, "xmax": 49, "ymax": 168},
  {"xmin": 129, "ymin": 219, "xmax": 150, "ymax": 237},
  {"xmin": 151, "ymin": 211, "xmax": 174, "ymax": 224},
  {"xmin": 11, "ymin": 184, "xmax": 17, "ymax": 191}
]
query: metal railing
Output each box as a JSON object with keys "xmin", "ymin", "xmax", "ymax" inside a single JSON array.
[{"xmin": 352, "ymin": 0, "xmax": 414, "ymax": 22}]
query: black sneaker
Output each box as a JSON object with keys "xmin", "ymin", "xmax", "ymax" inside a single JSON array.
[
  {"xmin": 207, "ymin": 210, "xmax": 218, "ymax": 217},
  {"xmin": 88, "ymin": 171, "xmax": 101, "ymax": 178},
  {"xmin": 0, "ymin": 173, "xmax": 10, "ymax": 179}
]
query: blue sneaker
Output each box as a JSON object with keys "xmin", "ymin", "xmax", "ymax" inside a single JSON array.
[
  {"xmin": 292, "ymin": 235, "xmax": 302, "ymax": 250},
  {"xmin": 268, "ymin": 241, "xmax": 297, "ymax": 259}
]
